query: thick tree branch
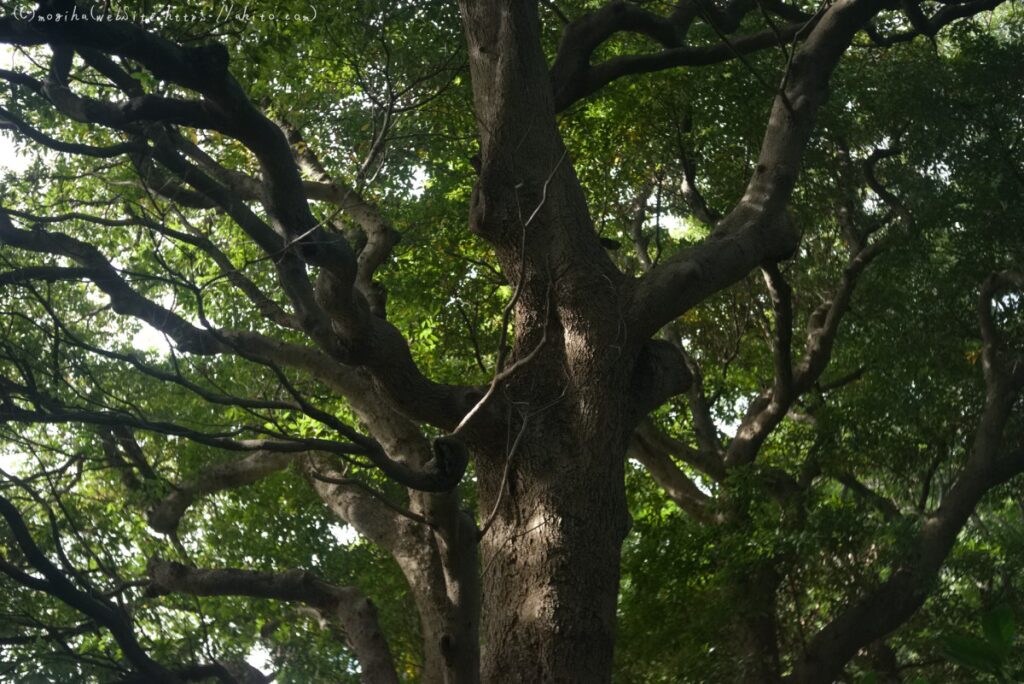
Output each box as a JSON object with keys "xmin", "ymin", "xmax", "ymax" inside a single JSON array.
[
  {"xmin": 786, "ymin": 273, "xmax": 1024, "ymax": 684},
  {"xmin": 0, "ymin": 209, "xmax": 221, "ymax": 354},
  {"xmin": 724, "ymin": 222, "xmax": 887, "ymax": 468},
  {"xmin": 636, "ymin": 416, "xmax": 725, "ymax": 482},
  {"xmin": 0, "ymin": 207, "xmax": 469, "ymax": 490},
  {"xmin": 0, "ymin": 493, "xmax": 177, "ymax": 682},
  {"xmin": 275, "ymin": 118, "xmax": 401, "ymax": 317},
  {"xmin": 631, "ymin": 0, "xmax": 891, "ymax": 336},
  {"xmin": 147, "ymin": 559, "xmax": 399, "ymax": 684},
  {"xmin": 0, "ymin": 104, "xmax": 143, "ymax": 157},
  {"xmin": 0, "ymin": 12, "xmax": 478, "ymax": 441},
  {"xmin": 146, "ymin": 451, "xmax": 298, "ymax": 535},
  {"xmin": 866, "ymin": 0, "xmax": 1004, "ymax": 44},
  {"xmin": 630, "ymin": 426, "xmax": 714, "ymax": 521},
  {"xmin": 304, "ymin": 455, "xmax": 413, "ymax": 553},
  {"xmin": 833, "ymin": 472, "xmax": 902, "ymax": 520},
  {"xmin": 553, "ymin": 11, "xmax": 813, "ymax": 110}
]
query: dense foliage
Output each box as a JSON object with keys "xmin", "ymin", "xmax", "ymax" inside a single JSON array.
[{"xmin": 0, "ymin": 0, "xmax": 1021, "ymax": 682}]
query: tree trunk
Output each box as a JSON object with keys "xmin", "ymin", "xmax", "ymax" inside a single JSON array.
[
  {"xmin": 404, "ymin": 491, "xmax": 481, "ymax": 684},
  {"xmin": 475, "ymin": 389, "xmax": 632, "ymax": 682},
  {"xmin": 732, "ymin": 566, "xmax": 783, "ymax": 683},
  {"xmin": 454, "ymin": 2, "xmax": 689, "ymax": 680}
]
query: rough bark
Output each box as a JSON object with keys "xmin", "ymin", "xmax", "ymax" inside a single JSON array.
[
  {"xmin": 0, "ymin": 2, "xmax": 1014, "ymax": 682},
  {"xmin": 731, "ymin": 565, "xmax": 784, "ymax": 683},
  {"xmin": 474, "ymin": 395, "xmax": 634, "ymax": 682},
  {"xmin": 456, "ymin": 2, "xmax": 661, "ymax": 679}
]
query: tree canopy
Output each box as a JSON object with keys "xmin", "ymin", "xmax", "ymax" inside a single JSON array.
[{"xmin": 0, "ymin": 0, "xmax": 1021, "ymax": 682}]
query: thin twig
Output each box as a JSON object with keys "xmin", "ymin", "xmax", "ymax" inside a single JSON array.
[
  {"xmin": 452, "ymin": 152, "xmax": 566, "ymax": 435},
  {"xmin": 477, "ymin": 412, "xmax": 529, "ymax": 540}
]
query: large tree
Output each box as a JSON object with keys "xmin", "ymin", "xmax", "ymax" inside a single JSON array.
[{"xmin": 0, "ymin": 0, "xmax": 1021, "ymax": 682}]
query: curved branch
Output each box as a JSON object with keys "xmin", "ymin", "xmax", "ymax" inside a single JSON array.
[
  {"xmin": 0, "ymin": 205, "xmax": 467, "ymax": 490},
  {"xmin": 0, "ymin": 104, "xmax": 143, "ymax": 157},
  {"xmin": 785, "ymin": 273, "xmax": 1024, "ymax": 683},
  {"xmin": 0, "ymin": 493, "xmax": 177, "ymax": 682},
  {"xmin": 631, "ymin": 0, "xmax": 897, "ymax": 335},
  {"xmin": 554, "ymin": 15, "xmax": 813, "ymax": 110},
  {"xmin": 0, "ymin": 209, "xmax": 222, "ymax": 354},
  {"xmin": 630, "ymin": 427, "xmax": 714, "ymax": 522},
  {"xmin": 725, "ymin": 233, "xmax": 885, "ymax": 468},
  {"xmin": 0, "ymin": 14, "xmax": 477, "ymax": 439},
  {"xmin": 146, "ymin": 451, "xmax": 298, "ymax": 535},
  {"xmin": 978, "ymin": 270, "xmax": 1024, "ymax": 387},
  {"xmin": 867, "ymin": 0, "xmax": 1004, "ymax": 44},
  {"xmin": 147, "ymin": 559, "xmax": 399, "ymax": 684},
  {"xmin": 636, "ymin": 416, "xmax": 725, "ymax": 481}
]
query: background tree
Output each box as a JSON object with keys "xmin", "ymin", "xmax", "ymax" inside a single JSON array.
[{"xmin": 0, "ymin": 0, "xmax": 1021, "ymax": 682}]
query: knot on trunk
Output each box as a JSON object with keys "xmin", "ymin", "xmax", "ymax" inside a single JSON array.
[
  {"xmin": 145, "ymin": 556, "xmax": 188, "ymax": 597},
  {"xmin": 146, "ymin": 489, "xmax": 194, "ymax": 535},
  {"xmin": 426, "ymin": 436, "xmax": 469, "ymax": 485},
  {"xmin": 630, "ymin": 339, "xmax": 693, "ymax": 416}
]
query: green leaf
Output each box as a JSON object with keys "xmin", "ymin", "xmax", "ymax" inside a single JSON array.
[
  {"xmin": 942, "ymin": 633, "xmax": 1006, "ymax": 675},
  {"xmin": 982, "ymin": 604, "xmax": 1015, "ymax": 654}
]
